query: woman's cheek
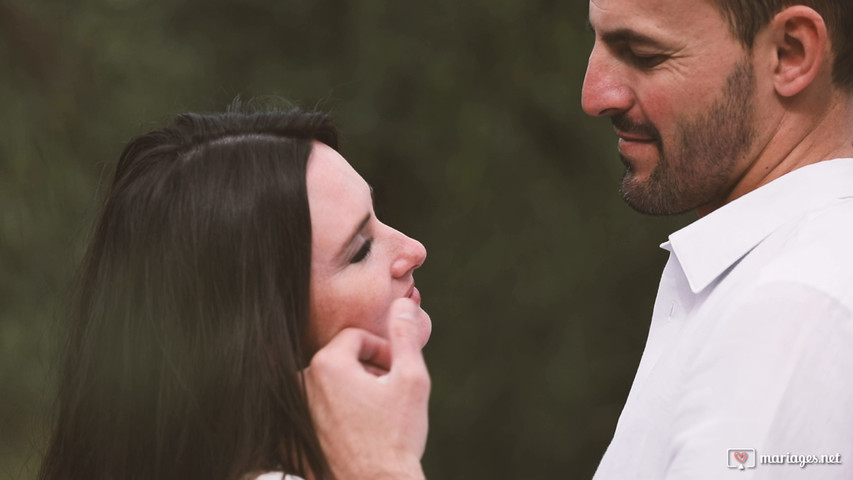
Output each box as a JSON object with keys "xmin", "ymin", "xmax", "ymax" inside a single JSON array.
[
  {"xmin": 315, "ymin": 265, "xmax": 394, "ymax": 341},
  {"xmin": 345, "ymin": 282, "xmax": 394, "ymax": 338}
]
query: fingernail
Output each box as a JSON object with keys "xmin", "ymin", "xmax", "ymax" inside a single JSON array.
[{"xmin": 397, "ymin": 311, "xmax": 417, "ymax": 323}]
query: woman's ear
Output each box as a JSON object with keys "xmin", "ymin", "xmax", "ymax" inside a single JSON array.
[{"xmin": 768, "ymin": 6, "xmax": 828, "ymax": 97}]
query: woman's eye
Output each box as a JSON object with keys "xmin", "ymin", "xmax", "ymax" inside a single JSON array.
[{"xmin": 350, "ymin": 239, "xmax": 373, "ymax": 264}]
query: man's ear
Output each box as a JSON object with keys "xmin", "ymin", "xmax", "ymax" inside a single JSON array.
[{"xmin": 768, "ymin": 6, "xmax": 828, "ymax": 97}]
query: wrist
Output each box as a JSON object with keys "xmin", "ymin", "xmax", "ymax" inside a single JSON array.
[
  {"xmin": 374, "ymin": 465, "xmax": 425, "ymax": 480},
  {"xmin": 338, "ymin": 457, "xmax": 424, "ymax": 480},
  {"xmin": 389, "ymin": 452, "xmax": 425, "ymax": 480}
]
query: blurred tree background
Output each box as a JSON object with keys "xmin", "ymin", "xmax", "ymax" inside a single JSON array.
[{"xmin": 0, "ymin": 0, "xmax": 693, "ymax": 478}]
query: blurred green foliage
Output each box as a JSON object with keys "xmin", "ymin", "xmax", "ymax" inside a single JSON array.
[{"xmin": 0, "ymin": 0, "xmax": 692, "ymax": 478}]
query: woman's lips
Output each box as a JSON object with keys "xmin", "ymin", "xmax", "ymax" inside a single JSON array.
[{"xmin": 406, "ymin": 284, "xmax": 421, "ymax": 305}]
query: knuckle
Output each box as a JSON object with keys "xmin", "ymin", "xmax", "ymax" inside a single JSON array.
[
  {"xmin": 309, "ymin": 349, "xmax": 332, "ymax": 371},
  {"xmin": 398, "ymin": 364, "xmax": 431, "ymax": 393},
  {"xmin": 417, "ymin": 374, "xmax": 432, "ymax": 395},
  {"xmin": 309, "ymin": 328, "xmax": 361, "ymax": 371}
]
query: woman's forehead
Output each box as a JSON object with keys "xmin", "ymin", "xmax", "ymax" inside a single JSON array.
[{"xmin": 306, "ymin": 141, "xmax": 368, "ymax": 202}]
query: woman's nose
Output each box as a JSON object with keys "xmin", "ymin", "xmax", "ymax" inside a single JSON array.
[{"xmin": 391, "ymin": 230, "xmax": 426, "ymax": 279}]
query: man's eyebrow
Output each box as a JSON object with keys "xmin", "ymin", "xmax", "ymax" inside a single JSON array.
[{"xmin": 598, "ymin": 28, "xmax": 668, "ymax": 49}]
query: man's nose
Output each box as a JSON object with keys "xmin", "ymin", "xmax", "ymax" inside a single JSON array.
[{"xmin": 582, "ymin": 45, "xmax": 633, "ymax": 117}]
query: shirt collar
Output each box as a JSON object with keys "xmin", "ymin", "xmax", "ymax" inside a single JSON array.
[{"xmin": 661, "ymin": 158, "xmax": 853, "ymax": 294}]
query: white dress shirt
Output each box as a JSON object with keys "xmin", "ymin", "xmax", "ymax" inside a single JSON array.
[{"xmin": 593, "ymin": 158, "xmax": 853, "ymax": 479}]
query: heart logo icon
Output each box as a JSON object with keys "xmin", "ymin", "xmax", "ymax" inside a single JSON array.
[{"xmin": 734, "ymin": 451, "xmax": 748, "ymax": 464}]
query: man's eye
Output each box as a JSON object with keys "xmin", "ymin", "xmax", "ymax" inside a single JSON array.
[
  {"xmin": 350, "ymin": 239, "xmax": 373, "ymax": 264},
  {"xmin": 630, "ymin": 52, "xmax": 666, "ymax": 68}
]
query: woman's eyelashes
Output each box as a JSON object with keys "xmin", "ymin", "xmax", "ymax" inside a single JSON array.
[{"xmin": 350, "ymin": 238, "xmax": 373, "ymax": 264}]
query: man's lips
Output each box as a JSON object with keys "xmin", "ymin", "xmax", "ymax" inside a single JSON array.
[
  {"xmin": 616, "ymin": 129, "xmax": 658, "ymax": 159},
  {"xmin": 615, "ymin": 130, "xmax": 656, "ymax": 143}
]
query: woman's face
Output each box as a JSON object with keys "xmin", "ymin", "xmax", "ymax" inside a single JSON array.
[{"xmin": 306, "ymin": 141, "xmax": 430, "ymax": 350}]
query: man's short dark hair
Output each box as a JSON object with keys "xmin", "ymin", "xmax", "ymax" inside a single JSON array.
[{"xmin": 709, "ymin": 0, "xmax": 853, "ymax": 92}]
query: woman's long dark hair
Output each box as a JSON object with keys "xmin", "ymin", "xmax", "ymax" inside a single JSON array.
[{"xmin": 39, "ymin": 103, "xmax": 338, "ymax": 480}]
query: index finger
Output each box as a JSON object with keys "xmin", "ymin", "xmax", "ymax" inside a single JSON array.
[{"xmin": 309, "ymin": 327, "xmax": 391, "ymax": 374}]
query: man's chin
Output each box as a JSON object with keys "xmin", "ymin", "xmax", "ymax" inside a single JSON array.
[
  {"xmin": 619, "ymin": 175, "xmax": 650, "ymax": 212},
  {"xmin": 620, "ymin": 179, "xmax": 696, "ymax": 216},
  {"xmin": 619, "ymin": 172, "xmax": 676, "ymax": 216},
  {"xmin": 619, "ymin": 166, "xmax": 653, "ymax": 197}
]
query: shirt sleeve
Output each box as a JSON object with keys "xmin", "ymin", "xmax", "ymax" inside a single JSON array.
[{"xmin": 665, "ymin": 281, "xmax": 853, "ymax": 479}]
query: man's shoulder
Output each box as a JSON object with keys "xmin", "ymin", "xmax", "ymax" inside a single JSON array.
[{"xmin": 751, "ymin": 197, "xmax": 853, "ymax": 306}]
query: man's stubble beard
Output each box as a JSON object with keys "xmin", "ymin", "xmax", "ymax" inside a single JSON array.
[{"xmin": 618, "ymin": 60, "xmax": 758, "ymax": 216}]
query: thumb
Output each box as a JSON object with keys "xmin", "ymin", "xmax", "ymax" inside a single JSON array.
[{"xmin": 387, "ymin": 298, "xmax": 427, "ymax": 373}]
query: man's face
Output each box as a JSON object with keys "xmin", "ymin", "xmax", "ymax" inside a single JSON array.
[{"xmin": 582, "ymin": 0, "xmax": 759, "ymax": 215}]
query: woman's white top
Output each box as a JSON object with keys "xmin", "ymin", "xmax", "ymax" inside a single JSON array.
[{"xmin": 254, "ymin": 472, "xmax": 303, "ymax": 480}]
